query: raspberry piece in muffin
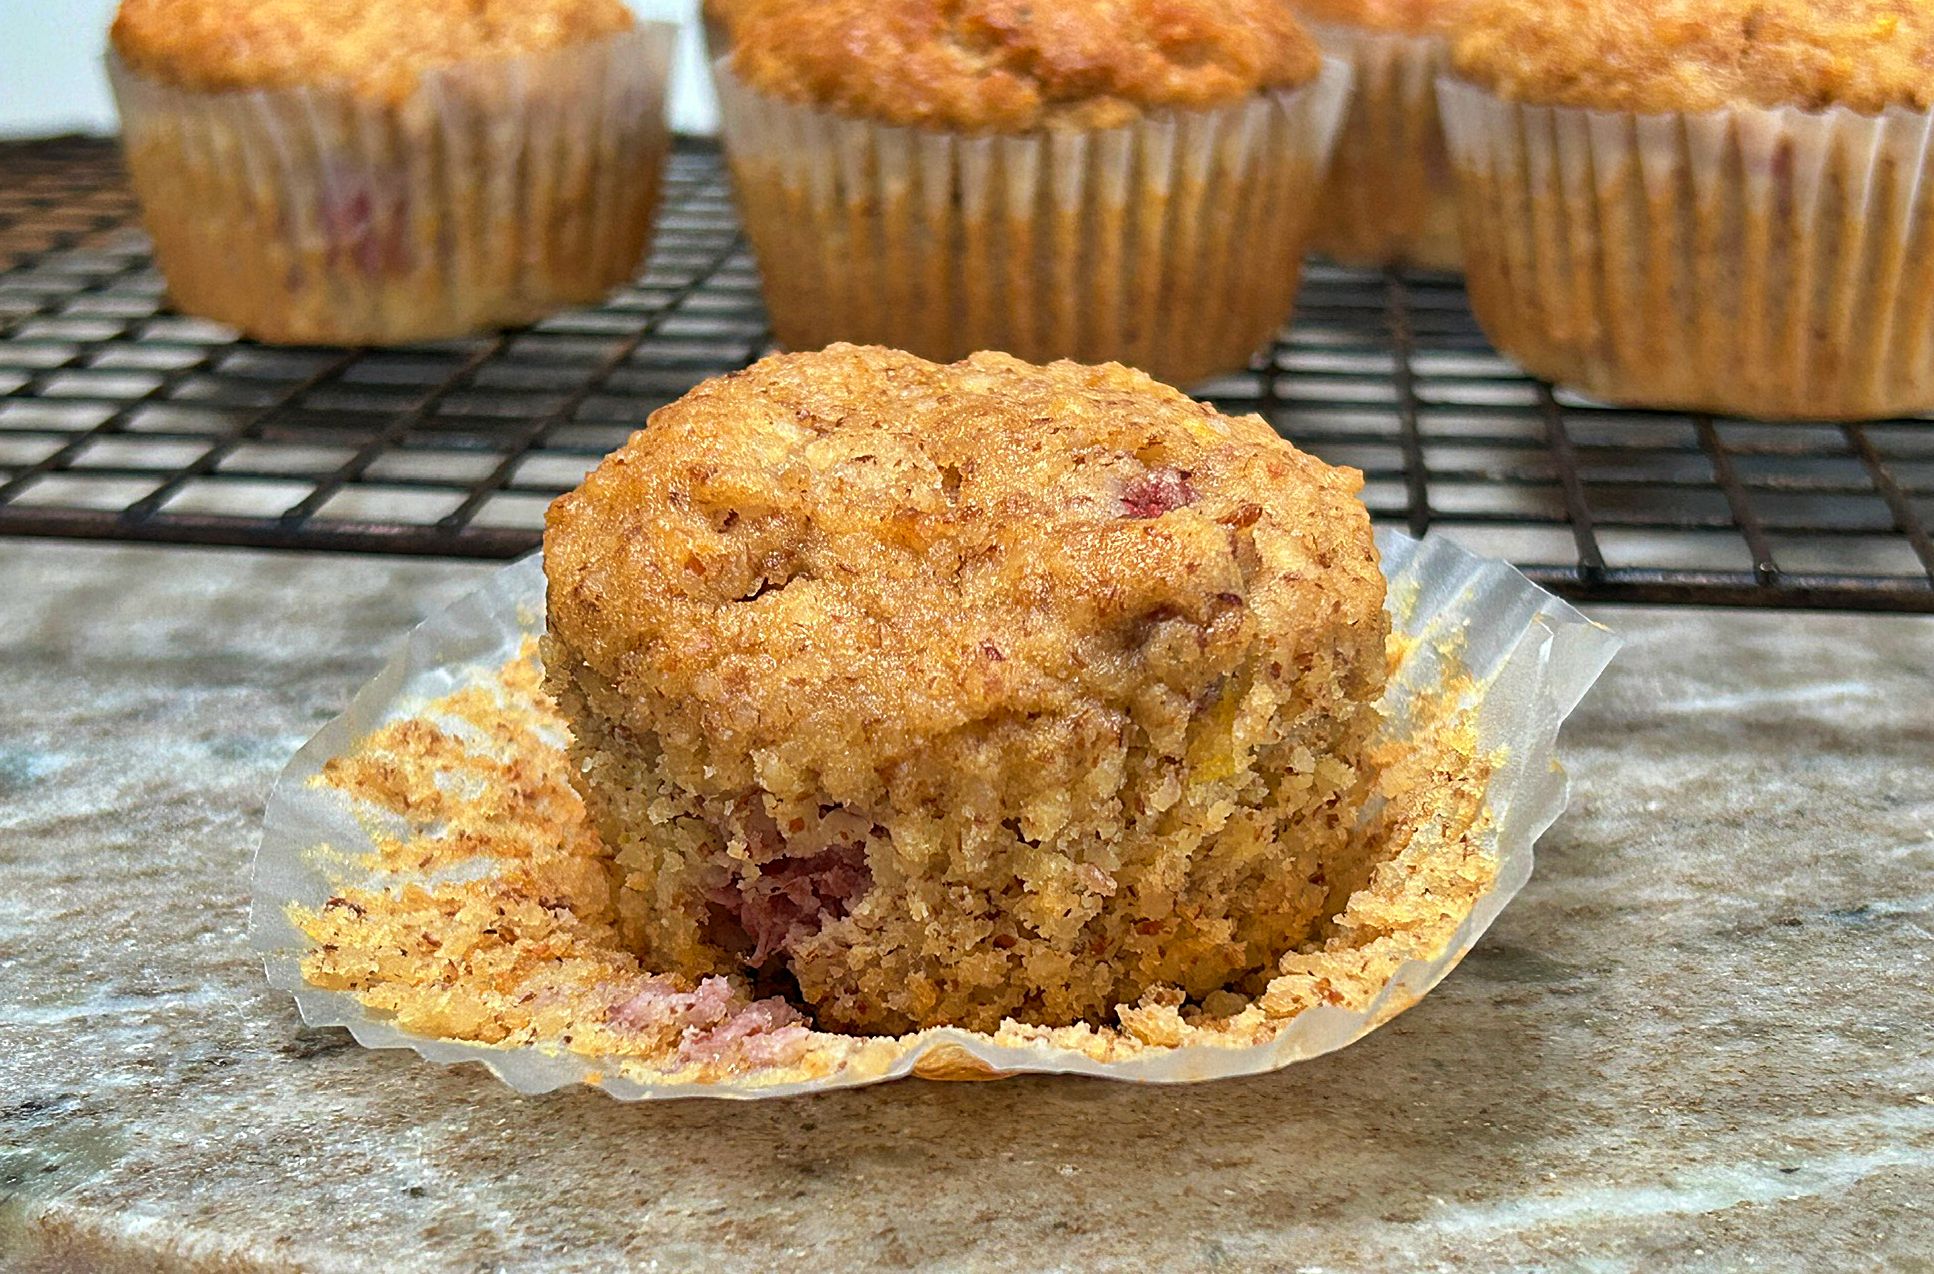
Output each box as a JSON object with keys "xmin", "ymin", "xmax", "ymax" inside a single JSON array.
[{"xmin": 543, "ymin": 345, "xmax": 1389, "ymax": 1034}]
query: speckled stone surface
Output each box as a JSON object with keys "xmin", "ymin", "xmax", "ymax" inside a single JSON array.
[{"xmin": 1, "ymin": 539, "xmax": 1929, "ymax": 1272}]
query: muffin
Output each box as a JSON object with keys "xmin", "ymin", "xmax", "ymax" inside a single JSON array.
[
  {"xmin": 543, "ymin": 344, "xmax": 1390, "ymax": 1035},
  {"xmin": 1297, "ymin": 0, "xmax": 1464, "ymax": 269},
  {"xmin": 108, "ymin": 0, "xmax": 676, "ymax": 346},
  {"xmin": 712, "ymin": 0, "xmax": 1353, "ymax": 388},
  {"xmin": 1441, "ymin": 0, "xmax": 1934, "ymax": 420}
]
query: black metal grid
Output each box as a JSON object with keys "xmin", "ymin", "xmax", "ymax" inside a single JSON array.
[{"xmin": 4, "ymin": 134, "xmax": 1932, "ymax": 612}]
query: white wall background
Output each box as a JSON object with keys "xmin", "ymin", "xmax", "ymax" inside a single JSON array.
[{"xmin": 0, "ymin": 0, "xmax": 720, "ymax": 138}]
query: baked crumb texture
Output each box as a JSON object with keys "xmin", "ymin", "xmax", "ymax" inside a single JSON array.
[
  {"xmin": 541, "ymin": 346, "xmax": 1387, "ymax": 1035},
  {"xmin": 292, "ymin": 619, "xmax": 1496, "ymax": 1088},
  {"xmin": 107, "ymin": 25, "xmax": 671, "ymax": 346},
  {"xmin": 1440, "ymin": 70, "xmax": 1934, "ymax": 419},
  {"xmin": 1296, "ymin": 0, "xmax": 1463, "ymax": 37},
  {"xmin": 1452, "ymin": 0, "xmax": 1934, "ymax": 114},
  {"xmin": 111, "ymin": 0, "xmax": 636, "ymax": 101},
  {"xmin": 716, "ymin": 61, "xmax": 1349, "ymax": 386},
  {"xmin": 1306, "ymin": 20, "xmax": 1461, "ymax": 270},
  {"xmin": 727, "ymin": 0, "xmax": 1322, "ymax": 132}
]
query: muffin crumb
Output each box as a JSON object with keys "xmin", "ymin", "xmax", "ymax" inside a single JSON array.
[
  {"xmin": 112, "ymin": 0, "xmax": 636, "ymax": 101},
  {"xmin": 545, "ymin": 345, "xmax": 1390, "ymax": 1034},
  {"xmin": 1452, "ymin": 0, "xmax": 1934, "ymax": 113},
  {"xmin": 730, "ymin": 0, "xmax": 1322, "ymax": 130},
  {"xmin": 1296, "ymin": 0, "xmax": 1463, "ymax": 36},
  {"xmin": 290, "ymin": 620, "xmax": 1497, "ymax": 1087}
]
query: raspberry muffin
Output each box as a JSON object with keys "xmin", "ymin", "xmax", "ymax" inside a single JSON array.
[
  {"xmin": 109, "ymin": 0, "xmax": 674, "ymax": 345},
  {"xmin": 1297, "ymin": 0, "xmax": 1465, "ymax": 269},
  {"xmin": 543, "ymin": 344, "xmax": 1390, "ymax": 1034},
  {"xmin": 713, "ymin": 0, "xmax": 1352, "ymax": 388},
  {"xmin": 1442, "ymin": 0, "xmax": 1934, "ymax": 419}
]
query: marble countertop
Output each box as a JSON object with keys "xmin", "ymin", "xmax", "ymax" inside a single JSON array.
[{"xmin": 2, "ymin": 539, "xmax": 1929, "ymax": 1271}]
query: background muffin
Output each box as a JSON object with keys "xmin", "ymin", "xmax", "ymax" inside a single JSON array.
[
  {"xmin": 544, "ymin": 344, "xmax": 1390, "ymax": 1035},
  {"xmin": 109, "ymin": 0, "xmax": 675, "ymax": 346},
  {"xmin": 714, "ymin": 0, "xmax": 1352, "ymax": 388},
  {"xmin": 1296, "ymin": 0, "xmax": 1464, "ymax": 269},
  {"xmin": 1441, "ymin": 0, "xmax": 1934, "ymax": 419}
]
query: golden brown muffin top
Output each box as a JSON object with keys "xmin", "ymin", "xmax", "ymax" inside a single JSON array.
[
  {"xmin": 110, "ymin": 0, "xmax": 636, "ymax": 101},
  {"xmin": 545, "ymin": 344, "xmax": 1384, "ymax": 779},
  {"xmin": 1452, "ymin": 0, "xmax": 1934, "ymax": 113},
  {"xmin": 1295, "ymin": 0, "xmax": 1462, "ymax": 36},
  {"xmin": 728, "ymin": 0, "xmax": 1324, "ymax": 131}
]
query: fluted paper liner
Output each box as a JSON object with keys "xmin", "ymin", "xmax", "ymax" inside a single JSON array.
[
  {"xmin": 252, "ymin": 530, "xmax": 1618, "ymax": 1099},
  {"xmin": 108, "ymin": 25, "xmax": 675, "ymax": 347},
  {"xmin": 1439, "ymin": 77, "xmax": 1934, "ymax": 420},
  {"xmin": 715, "ymin": 60, "xmax": 1352, "ymax": 387},
  {"xmin": 1309, "ymin": 23, "xmax": 1460, "ymax": 271}
]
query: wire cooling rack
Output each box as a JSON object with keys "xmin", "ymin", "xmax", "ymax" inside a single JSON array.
[{"xmin": 2, "ymin": 135, "xmax": 1931, "ymax": 612}]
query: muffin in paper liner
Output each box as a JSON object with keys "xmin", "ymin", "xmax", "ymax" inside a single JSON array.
[
  {"xmin": 713, "ymin": 59, "xmax": 1352, "ymax": 389},
  {"xmin": 1308, "ymin": 22, "xmax": 1461, "ymax": 271},
  {"xmin": 107, "ymin": 25, "xmax": 675, "ymax": 347},
  {"xmin": 1439, "ymin": 76, "xmax": 1934, "ymax": 421},
  {"xmin": 250, "ymin": 529, "xmax": 1618, "ymax": 1100}
]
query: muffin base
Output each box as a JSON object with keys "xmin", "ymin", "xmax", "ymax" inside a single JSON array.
[
  {"xmin": 1440, "ymin": 78, "xmax": 1934, "ymax": 421},
  {"xmin": 108, "ymin": 28, "xmax": 674, "ymax": 346},
  {"xmin": 1309, "ymin": 23, "xmax": 1460, "ymax": 271},
  {"xmin": 260, "ymin": 529, "xmax": 1620, "ymax": 1096},
  {"xmin": 716, "ymin": 61, "xmax": 1351, "ymax": 387},
  {"xmin": 543, "ymin": 615, "xmax": 1385, "ymax": 1036}
]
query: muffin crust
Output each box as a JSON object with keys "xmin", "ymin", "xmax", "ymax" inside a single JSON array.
[
  {"xmin": 728, "ymin": 0, "xmax": 1323, "ymax": 130},
  {"xmin": 1296, "ymin": 0, "xmax": 1462, "ymax": 36},
  {"xmin": 1452, "ymin": 0, "xmax": 1934, "ymax": 113},
  {"xmin": 111, "ymin": 0, "xmax": 636, "ymax": 101},
  {"xmin": 545, "ymin": 345, "xmax": 1388, "ymax": 1033}
]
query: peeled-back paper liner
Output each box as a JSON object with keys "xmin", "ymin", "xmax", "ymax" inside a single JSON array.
[
  {"xmin": 1438, "ymin": 76, "xmax": 1934, "ymax": 421},
  {"xmin": 252, "ymin": 530, "xmax": 1619, "ymax": 1100},
  {"xmin": 1308, "ymin": 23, "xmax": 1460, "ymax": 271},
  {"xmin": 107, "ymin": 24, "xmax": 675, "ymax": 346},
  {"xmin": 714, "ymin": 60, "xmax": 1352, "ymax": 388}
]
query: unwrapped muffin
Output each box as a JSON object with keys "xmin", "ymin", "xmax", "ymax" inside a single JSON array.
[
  {"xmin": 1297, "ymin": 0, "xmax": 1464, "ymax": 269},
  {"xmin": 713, "ymin": 0, "xmax": 1352, "ymax": 388},
  {"xmin": 108, "ymin": 0, "xmax": 675, "ymax": 345},
  {"xmin": 543, "ymin": 344, "xmax": 1390, "ymax": 1034},
  {"xmin": 1442, "ymin": 0, "xmax": 1934, "ymax": 419}
]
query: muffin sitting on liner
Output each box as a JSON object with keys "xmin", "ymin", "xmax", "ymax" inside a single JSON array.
[
  {"xmin": 1296, "ymin": 0, "xmax": 1466, "ymax": 270},
  {"xmin": 543, "ymin": 344, "xmax": 1390, "ymax": 1035},
  {"xmin": 108, "ymin": 0, "xmax": 675, "ymax": 346},
  {"xmin": 1441, "ymin": 0, "xmax": 1934, "ymax": 420},
  {"xmin": 714, "ymin": 0, "xmax": 1353, "ymax": 388}
]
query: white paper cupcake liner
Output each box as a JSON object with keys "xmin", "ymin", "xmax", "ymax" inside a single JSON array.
[
  {"xmin": 1308, "ymin": 23, "xmax": 1460, "ymax": 271},
  {"xmin": 108, "ymin": 25, "xmax": 676, "ymax": 347},
  {"xmin": 713, "ymin": 60, "xmax": 1352, "ymax": 388},
  {"xmin": 251, "ymin": 529, "xmax": 1619, "ymax": 1100},
  {"xmin": 1438, "ymin": 76, "xmax": 1934, "ymax": 420}
]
